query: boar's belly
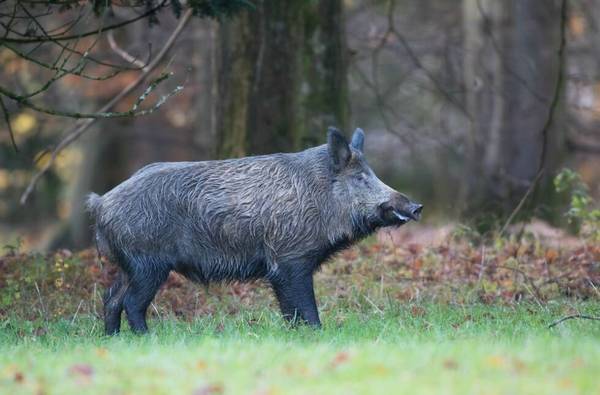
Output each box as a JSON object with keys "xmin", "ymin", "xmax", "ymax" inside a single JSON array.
[{"xmin": 173, "ymin": 252, "xmax": 269, "ymax": 284}]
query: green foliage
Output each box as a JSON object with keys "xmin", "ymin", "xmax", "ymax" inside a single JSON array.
[{"xmin": 554, "ymin": 168, "xmax": 600, "ymax": 241}]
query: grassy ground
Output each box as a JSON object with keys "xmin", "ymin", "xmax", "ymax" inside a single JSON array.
[
  {"xmin": 2, "ymin": 303, "xmax": 600, "ymax": 394},
  {"xmin": 1, "ymin": 227, "xmax": 599, "ymax": 394}
]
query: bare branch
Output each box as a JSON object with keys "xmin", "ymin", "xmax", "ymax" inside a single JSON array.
[
  {"xmin": 350, "ymin": 0, "xmax": 463, "ymax": 158},
  {"xmin": 2, "ymin": 41, "xmax": 124, "ymax": 81},
  {"xmin": 0, "ymin": 72, "xmax": 182, "ymax": 118},
  {"xmin": 499, "ymin": 170, "xmax": 544, "ymax": 236},
  {"xmin": 107, "ymin": 29, "xmax": 149, "ymax": 70},
  {"xmin": 548, "ymin": 314, "xmax": 600, "ymax": 328},
  {"xmin": 1, "ymin": 0, "xmax": 168, "ymax": 43},
  {"xmin": 1, "ymin": 1, "xmax": 17, "ymax": 40},
  {"xmin": 386, "ymin": 0, "xmax": 471, "ymax": 120},
  {"xmin": 44, "ymin": 4, "xmax": 90, "ymax": 36},
  {"xmin": 14, "ymin": 2, "xmax": 145, "ymax": 72},
  {"xmin": 475, "ymin": 0, "xmax": 549, "ymax": 104},
  {"xmin": 1, "ymin": 2, "xmax": 155, "ymax": 113},
  {"xmin": 20, "ymin": 7, "xmax": 193, "ymax": 204}
]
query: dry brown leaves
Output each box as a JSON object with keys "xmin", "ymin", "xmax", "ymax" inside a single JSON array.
[{"xmin": 1, "ymin": 224, "xmax": 598, "ymax": 321}]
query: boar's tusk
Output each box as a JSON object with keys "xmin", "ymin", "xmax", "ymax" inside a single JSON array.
[{"xmin": 393, "ymin": 211, "xmax": 410, "ymax": 222}]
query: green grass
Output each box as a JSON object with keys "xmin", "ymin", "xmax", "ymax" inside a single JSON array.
[{"xmin": 2, "ymin": 303, "xmax": 600, "ymax": 395}]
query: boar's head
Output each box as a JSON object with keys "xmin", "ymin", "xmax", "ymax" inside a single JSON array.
[{"xmin": 327, "ymin": 127, "xmax": 423, "ymax": 232}]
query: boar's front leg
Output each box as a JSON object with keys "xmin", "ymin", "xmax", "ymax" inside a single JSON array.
[{"xmin": 271, "ymin": 267, "xmax": 321, "ymax": 328}]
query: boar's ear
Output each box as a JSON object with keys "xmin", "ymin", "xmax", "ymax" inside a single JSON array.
[
  {"xmin": 350, "ymin": 128, "xmax": 365, "ymax": 152},
  {"xmin": 327, "ymin": 126, "xmax": 351, "ymax": 172}
]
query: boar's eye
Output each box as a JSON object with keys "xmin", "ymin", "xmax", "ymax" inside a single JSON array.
[{"xmin": 353, "ymin": 172, "xmax": 368, "ymax": 182}]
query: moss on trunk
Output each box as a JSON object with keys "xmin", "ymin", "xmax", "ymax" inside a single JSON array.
[{"xmin": 216, "ymin": 0, "xmax": 347, "ymax": 158}]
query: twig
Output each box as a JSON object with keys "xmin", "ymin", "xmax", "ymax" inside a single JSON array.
[
  {"xmin": 20, "ymin": 8, "xmax": 193, "ymax": 204},
  {"xmin": 386, "ymin": 10, "xmax": 471, "ymax": 120},
  {"xmin": 499, "ymin": 170, "xmax": 544, "ymax": 235},
  {"xmin": 363, "ymin": 11, "xmax": 418, "ymax": 147},
  {"xmin": 34, "ymin": 281, "xmax": 49, "ymax": 323},
  {"xmin": 475, "ymin": 0, "xmax": 548, "ymax": 104},
  {"xmin": 107, "ymin": 29, "xmax": 150, "ymax": 70},
  {"xmin": 364, "ymin": 295, "xmax": 384, "ymax": 315},
  {"xmin": 70, "ymin": 300, "xmax": 84, "ymax": 325},
  {"xmin": 2, "ymin": 1, "xmax": 168, "ymax": 43},
  {"xmin": 548, "ymin": 314, "xmax": 600, "ymax": 328},
  {"xmin": 2, "ymin": 2, "xmax": 149, "ymax": 109},
  {"xmin": 477, "ymin": 246, "xmax": 486, "ymax": 281},
  {"xmin": 496, "ymin": 264, "xmax": 544, "ymax": 303},
  {"xmin": 2, "ymin": 41, "xmax": 125, "ymax": 81},
  {"xmin": 92, "ymin": 282, "xmax": 99, "ymax": 319},
  {"xmin": 355, "ymin": 0, "xmax": 463, "ymax": 157},
  {"xmin": 151, "ymin": 302, "xmax": 161, "ymax": 319},
  {"xmin": 0, "ymin": 73, "xmax": 182, "ymax": 118},
  {"xmin": 587, "ymin": 278, "xmax": 600, "ymax": 298},
  {"xmin": 13, "ymin": 2, "xmax": 142, "ymax": 73}
]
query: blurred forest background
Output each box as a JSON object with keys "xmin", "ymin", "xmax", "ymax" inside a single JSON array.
[{"xmin": 0, "ymin": 0, "xmax": 599, "ymax": 251}]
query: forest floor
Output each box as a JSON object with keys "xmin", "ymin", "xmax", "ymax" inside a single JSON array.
[{"xmin": 0, "ymin": 221, "xmax": 599, "ymax": 394}]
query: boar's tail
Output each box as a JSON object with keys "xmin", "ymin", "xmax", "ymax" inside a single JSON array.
[
  {"xmin": 85, "ymin": 193, "xmax": 103, "ymax": 218},
  {"xmin": 85, "ymin": 193, "xmax": 112, "ymax": 259}
]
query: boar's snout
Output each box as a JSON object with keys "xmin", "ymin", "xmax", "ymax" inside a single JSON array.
[
  {"xmin": 379, "ymin": 194, "xmax": 423, "ymax": 225},
  {"xmin": 406, "ymin": 202, "xmax": 423, "ymax": 220}
]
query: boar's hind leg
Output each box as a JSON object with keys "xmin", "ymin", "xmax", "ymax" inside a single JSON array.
[
  {"xmin": 103, "ymin": 271, "xmax": 128, "ymax": 335},
  {"xmin": 122, "ymin": 261, "xmax": 170, "ymax": 334},
  {"xmin": 271, "ymin": 270, "xmax": 321, "ymax": 328}
]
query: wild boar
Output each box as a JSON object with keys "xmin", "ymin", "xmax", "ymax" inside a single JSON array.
[{"xmin": 87, "ymin": 127, "xmax": 422, "ymax": 334}]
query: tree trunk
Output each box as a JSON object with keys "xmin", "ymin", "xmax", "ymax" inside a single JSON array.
[
  {"xmin": 216, "ymin": 0, "xmax": 347, "ymax": 158},
  {"xmin": 462, "ymin": 0, "xmax": 565, "ymax": 216},
  {"xmin": 462, "ymin": 0, "xmax": 506, "ymax": 211},
  {"xmin": 299, "ymin": 0, "xmax": 348, "ymax": 149}
]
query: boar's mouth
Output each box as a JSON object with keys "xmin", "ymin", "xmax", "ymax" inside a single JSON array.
[
  {"xmin": 392, "ymin": 209, "xmax": 420, "ymax": 224},
  {"xmin": 393, "ymin": 210, "xmax": 412, "ymax": 223},
  {"xmin": 379, "ymin": 201, "xmax": 423, "ymax": 226}
]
